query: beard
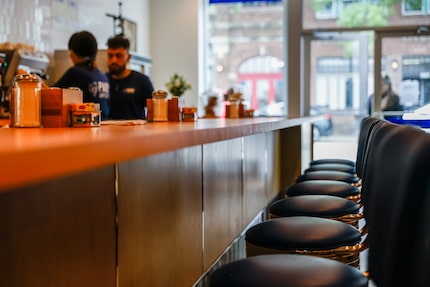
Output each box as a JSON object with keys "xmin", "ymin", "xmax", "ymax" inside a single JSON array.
[{"xmin": 108, "ymin": 63, "xmax": 127, "ymax": 76}]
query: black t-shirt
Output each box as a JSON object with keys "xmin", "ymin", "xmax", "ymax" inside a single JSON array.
[
  {"xmin": 107, "ymin": 71, "xmax": 154, "ymax": 120},
  {"xmin": 54, "ymin": 65, "xmax": 110, "ymax": 119}
]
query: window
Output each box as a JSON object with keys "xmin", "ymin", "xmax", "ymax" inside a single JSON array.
[
  {"xmin": 402, "ymin": 0, "xmax": 426, "ymax": 15},
  {"xmin": 205, "ymin": 0, "xmax": 285, "ymax": 117}
]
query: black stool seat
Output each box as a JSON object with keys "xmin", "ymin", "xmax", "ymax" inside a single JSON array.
[
  {"xmin": 285, "ymin": 180, "xmax": 360, "ymax": 198},
  {"xmin": 246, "ymin": 216, "xmax": 360, "ymax": 251},
  {"xmin": 310, "ymin": 158, "xmax": 355, "ymax": 167},
  {"xmin": 269, "ymin": 195, "xmax": 360, "ymax": 219},
  {"xmin": 304, "ymin": 163, "xmax": 356, "ymax": 174},
  {"xmin": 296, "ymin": 170, "xmax": 360, "ymax": 184},
  {"xmin": 209, "ymin": 254, "xmax": 368, "ymax": 287}
]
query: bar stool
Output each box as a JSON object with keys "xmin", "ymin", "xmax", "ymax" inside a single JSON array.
[
  {"xmin": 209, "ymin": 254, "xmax": 368, "ymax": 287},
  {"xmin": 269, "ymin": 195, "xmax": 361, "ymax": 226},
  {"xmin": 295, "ymin": 170, "xmax": 360, "ymax": 184},
  {"xmin": 310, "ymin": 158, "xmax": 355, "ymax": 166},
  {"xmin": 285, "ymin": 180, "xmax": 360, "ymax": 201},
  {"xmin": 304, "ymin": 162, "xmax": 356, "ymax": 174},
  {"xmin": 245, "ymin": 216, "xmax": 363, "ymax": 267}
]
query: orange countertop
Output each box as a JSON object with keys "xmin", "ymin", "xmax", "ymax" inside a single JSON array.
[{"xmin": 0, "ymin": 117, "xmax": 315, "ymax": 191}]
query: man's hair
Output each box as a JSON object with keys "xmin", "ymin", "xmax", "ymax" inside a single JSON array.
[
  {"xmin": 68, "ymin": 31, "xmax": 98, "ymax": 60},
  {"xmin": 107, "ymin": 36, "xmax": 130, "ymax": 50}
]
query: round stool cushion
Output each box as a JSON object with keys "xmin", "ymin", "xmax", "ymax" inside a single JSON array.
[
  {"xmin": 245, "ymin": 216, "xmax": 361, "ymax": 250},
  {"xmin": 285, "ymin": 180, "xmax": 360, "ymax": 198},
  {"xmin": 310, "ymin": 158, "xmax": 355, "ymax": 167},
  {"xmin": 305, "ymin": 163, "xmax": 356, "ymax": 174},
  {"xmin": 270, "ymin": 195, "xmax": 359, "ymax": 218},
  {"xmin": 209, "ymin": 254, "xmax": 368, "ymax": 287},
  {"xmin": 295, "ymin": 170, "xmax": 360, "ymax": 184}
]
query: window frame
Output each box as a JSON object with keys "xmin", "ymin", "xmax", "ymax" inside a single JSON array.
[{"xmin": 402, "ymin": 0, "xmax": 426, "ymax": 15}]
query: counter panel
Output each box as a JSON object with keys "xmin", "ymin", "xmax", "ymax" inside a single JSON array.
[
  {"xmin": 0, "ymin": 167, "xmax": 116, "ymax": 287},
  {"xmin": 117, "ymin": 146, "xmax": 203, "ymax": 287},
  {"xmin": 202, "ymin": 138, "xmax": 243, "ymax": 269},
  {"xmin": 243, "ymin": 133, "xmax": 270, "ymax": 225},
  {"xmin": 280, "ymin": 126, "xmax": 303, "ymax": 193},
  {"xmin": 266, "ymin": 130, "xmax": 281, "ymax": 201}
]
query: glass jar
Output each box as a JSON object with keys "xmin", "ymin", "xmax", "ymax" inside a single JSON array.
[
  {"xmin": 228, "ymin": 100, "xmax": 239, "ymax": 118},
  {"xmin": 11, "ymin": 74, "xmax": 42, "ymax": 127},
  {"xmin": 152, "ymin": 90, "xmax": 168, "ymax": 122},
  {"xmin": 152, "ymin": 98, "xmax": 168, "ymax": 121}
]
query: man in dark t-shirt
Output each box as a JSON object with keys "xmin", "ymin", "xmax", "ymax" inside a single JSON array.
[{"xmin": 106, "ymin": 36, "xmax": 154, "ymax": 120}]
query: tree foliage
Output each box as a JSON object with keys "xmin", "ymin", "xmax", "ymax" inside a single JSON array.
[{"xmin": 338, "ymin": 3, "xmax": 392, "ymax": 27}]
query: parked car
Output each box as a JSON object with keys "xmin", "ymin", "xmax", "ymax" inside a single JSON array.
[{"xmin": 310, "ymin": 106, "xmax": 333, "ymax": 141}]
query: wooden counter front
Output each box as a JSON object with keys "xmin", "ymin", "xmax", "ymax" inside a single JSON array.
[{"xmin": 0, "ymin": 117, "xmax": 314, "ymax": 287}]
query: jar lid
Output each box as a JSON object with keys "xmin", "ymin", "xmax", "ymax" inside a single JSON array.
[
  {"xmin": 152, "ymin": 89, "xmax": 168, "ymax": 99},
  {"xmin": 12, "ymin": 73, "xmax": 42, "ymax": 83}
]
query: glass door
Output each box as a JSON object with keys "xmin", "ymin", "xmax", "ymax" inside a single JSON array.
[{"xmin": 303, "ymin": 31, "xmax": 370, "ymax": 161}]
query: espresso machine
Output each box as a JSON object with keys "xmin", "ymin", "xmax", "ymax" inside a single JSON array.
[{"xmin": 0, "ymin": 48, "xmax": 49, "ymax": 117}]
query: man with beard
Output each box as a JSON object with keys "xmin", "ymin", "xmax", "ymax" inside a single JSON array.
[{"xmin": 106, "ymin": 36, "xmax": 154, "ymax": 119}]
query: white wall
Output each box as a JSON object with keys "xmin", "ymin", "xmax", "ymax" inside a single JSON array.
[
  {"xmin": 149, "ymin": 0, "xmax": 200, "ymax": 107},
  {"xmin": 83, "ymin": 0, "xmax": 151, "ymax": 56}
]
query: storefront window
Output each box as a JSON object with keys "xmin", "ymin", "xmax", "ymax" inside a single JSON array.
[{"xmin": 205, "ymin": 0, "xmax": 285, "ymax": 117}]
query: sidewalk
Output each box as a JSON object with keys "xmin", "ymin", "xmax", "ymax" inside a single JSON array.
[{"xmin": 313, "ymin": 140, "xmax": 358, "ymax": 161}]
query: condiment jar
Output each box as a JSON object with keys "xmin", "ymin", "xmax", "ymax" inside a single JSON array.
[
  {"xmin": 152, "ymin": 89, "xmax": 168, "ymax": 122},
  {"xmin": 228, "ymin": 100, "xmax": 239, "ymax": 118},
  {"xmin": 10, "ymin": 73, "xmax": 42, "ymax": 127}
]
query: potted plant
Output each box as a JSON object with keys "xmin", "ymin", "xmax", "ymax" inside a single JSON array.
[{"xmin": 165, "ymin": 73, "xmax": 192, "ymax": 98}]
